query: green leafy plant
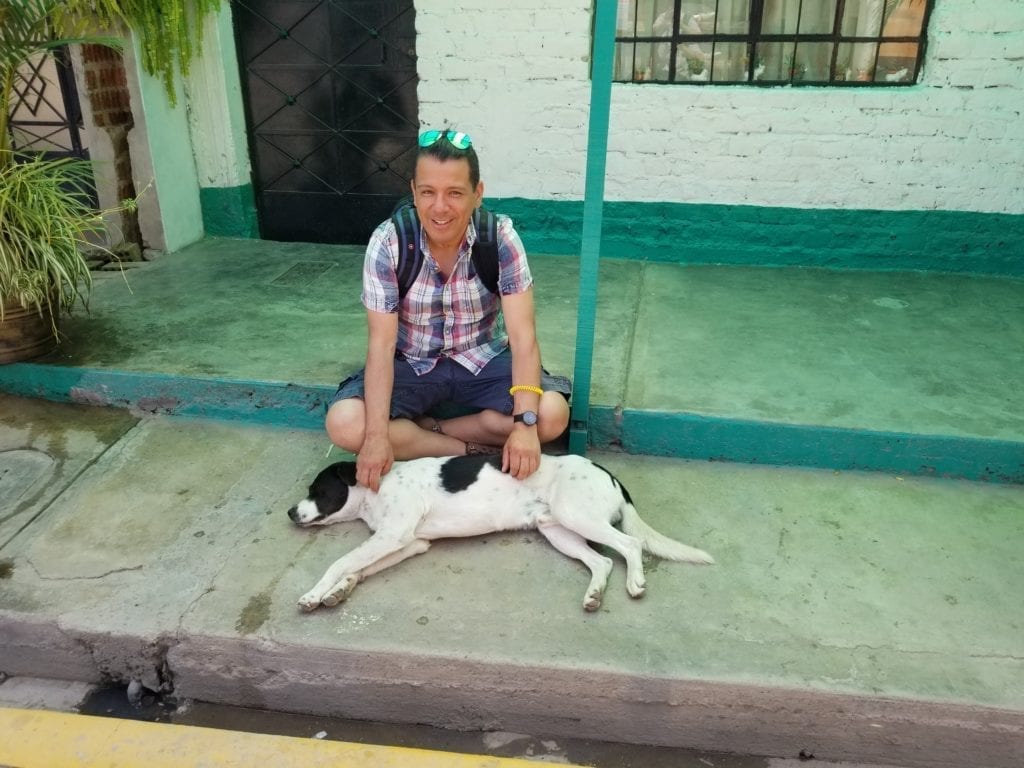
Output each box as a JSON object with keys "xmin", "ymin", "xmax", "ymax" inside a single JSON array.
[
  {"xmin": 0, "ymin": 151, "xmax": 137, "ymax": 329},
  {"xmin": 0, "ymin": 1, "xmax": 112, "ymax": 334},
  {"xmin": 0, "ymin": 0, "xmax": 217, "ymax": 342},
  {"xmin": 86, "ymin": 0, "xmax": 222, "ymax": 105}
]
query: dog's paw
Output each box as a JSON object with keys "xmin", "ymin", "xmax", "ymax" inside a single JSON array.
[
  {"xmin": 583, "ymin": 588, "xmax": 603, "ymax": 612},
  {"xmin": 320, "ymin": 575, "xmax": 358, "ymax": 607},
  {"xmin": 298, "ymin": 591, "xmax": 323, "ymax": 612},
  {"xmin": 626, "ymin": 576, "xmax": 646, "ymax": 599}
]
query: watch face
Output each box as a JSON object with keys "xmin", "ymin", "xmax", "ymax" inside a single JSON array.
[{"xmin": 515, "ymin": 410, "xmax": 538, "ymax": 426}]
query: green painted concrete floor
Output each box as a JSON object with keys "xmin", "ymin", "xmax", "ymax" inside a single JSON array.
[{"xmin": 4, "ymin": 235, "xmax": 1022, "ymax": 481}]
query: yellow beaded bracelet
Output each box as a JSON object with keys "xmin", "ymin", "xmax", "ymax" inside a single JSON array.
[{"xmin": 509, "ymin": 384, "xmax": 544, "ymax": 396}]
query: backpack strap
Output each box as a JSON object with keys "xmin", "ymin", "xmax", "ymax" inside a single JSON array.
[
  {"xmin": 469, "ymin": 207, "xmax": 500, "ymax": 296},
  {"xmin": 390, "ymin": 198, "xmax": 501, "ymax": 299},
  {"xmin": 391, "ymin": 196, "xmax": 422, "ymax": 301}
]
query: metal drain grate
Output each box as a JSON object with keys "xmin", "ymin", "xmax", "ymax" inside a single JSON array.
[{"xmin": 270, "ymin": 261, "xmax": 336, "ymax": 287}]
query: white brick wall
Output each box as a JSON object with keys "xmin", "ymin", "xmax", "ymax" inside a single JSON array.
[{"xmin": 416, "ymin": 0, "xmax": 1024, "ymax": 214}]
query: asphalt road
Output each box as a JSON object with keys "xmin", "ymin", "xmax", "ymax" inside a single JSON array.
[{"xmin": 76, "ymin": 683, "xmax": 902, "ymax": 768}]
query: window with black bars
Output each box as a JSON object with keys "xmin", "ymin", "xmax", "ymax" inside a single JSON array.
[
  {"xmin": 8, "ymin": 46, "xmax": 87, "ymax": 158},
  {"xmin": 613, "ymin": 0, "xmax": 932, "ymax": 85}
]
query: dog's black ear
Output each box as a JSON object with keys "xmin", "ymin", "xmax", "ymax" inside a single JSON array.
[{"xmin": 333, "ymin": 461, "xmax": 358, "ymax": 486}]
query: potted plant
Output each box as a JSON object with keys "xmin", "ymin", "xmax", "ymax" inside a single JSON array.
[
  {"xmin": 0, "ymin": 152, "xmax": 124, "ymax": 362},
  {"xmin": 0, "ymin": 0, "xmax": 217, "ymax": 363},
  {"xmin": 0, "ymin": 0, "xmax": 126, "ymax": 362}
]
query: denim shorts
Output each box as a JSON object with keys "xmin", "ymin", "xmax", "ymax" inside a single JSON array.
[{"xmin": 329, "ymin": 348, "xmax": 571, "ymax": 420}]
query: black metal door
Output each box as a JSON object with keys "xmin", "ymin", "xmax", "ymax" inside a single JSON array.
[{"xmin": 233, "ymin": 0, "xmax": 419, "ymax": 244}]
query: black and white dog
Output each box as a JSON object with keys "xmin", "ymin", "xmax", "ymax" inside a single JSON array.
[{"xmin": 288, "ymin": 454, "xmax": 713, "ymax": 613}]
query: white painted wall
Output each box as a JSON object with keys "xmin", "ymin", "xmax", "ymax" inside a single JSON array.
[
  {"xmin": 185, "ymin": 6, "xmax": 252, "ymax": 190},
  {"xmin": 416, "ymin": 0, "xmax": 1023, "ymax": 214}
]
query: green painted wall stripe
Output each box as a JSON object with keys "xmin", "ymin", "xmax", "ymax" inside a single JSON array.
[
  {"xmin": 200, "ymin": 184, "xmax": 259, "ymax": 238},
  {"xmin": 486, "ymin": 198, "xmax": 1024, "ymax": 275},
  {"xmin": 590, "ymin": 407, "xmax": 1024, "ymax": 484},
  {"xmin": 0, "ymin": 364, "xmax": 331, "ymax": 430}
]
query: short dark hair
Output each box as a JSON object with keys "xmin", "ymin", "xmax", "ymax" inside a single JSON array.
[{"xmin": 416, "ymin": 136, "xmax": 480, "ymax": 188}]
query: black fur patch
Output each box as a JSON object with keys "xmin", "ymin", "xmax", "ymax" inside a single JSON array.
[
  {"xmin": 305, "ymin": 462, "xmax": 354, "ymax": 517},
  {"xmin": 334, "ymin": 461, "xmax": 357, "ymax": 486},
  {"xmin": 439, "ymin": 454, "xmax": 502, "ymax": 493},
  {"xmin": 592, "ymin": 461, "xmax": 634, "ymax": 506}
]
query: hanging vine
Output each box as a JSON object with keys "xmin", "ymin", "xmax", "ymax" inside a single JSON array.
[{"xmin": 66, "ymin": 0, "xmax": 223, "ymax": 104}]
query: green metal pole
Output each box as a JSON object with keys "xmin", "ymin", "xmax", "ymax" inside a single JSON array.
[{"xmin": 568, "ymin": 0, "xmax": 617, "ymax": 455}]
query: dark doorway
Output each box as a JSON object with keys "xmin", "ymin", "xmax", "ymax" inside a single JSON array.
[{"xmin": 233, "ymin": 1, "xmax": 419, "ymax": 244}]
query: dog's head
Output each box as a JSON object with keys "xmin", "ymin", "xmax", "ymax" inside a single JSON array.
[{"xmin": 287, "ymin": 461, "xmax": 360, "ymax": 526}]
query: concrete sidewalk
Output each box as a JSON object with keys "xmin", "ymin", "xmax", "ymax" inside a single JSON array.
[{"xmin": 1, "ymin": 394, "xmax": 1021, "ymax": 767}]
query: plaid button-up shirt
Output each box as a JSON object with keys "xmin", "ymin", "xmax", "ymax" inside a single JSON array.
[{"xmin": 361, "ymin": 214, "xmax": 533, "ymax": 375}]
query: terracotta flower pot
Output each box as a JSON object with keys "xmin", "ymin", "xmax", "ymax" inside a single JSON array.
[{"xmin": 0, "ymin": 297, "xmax": 58, "ymax": 364}]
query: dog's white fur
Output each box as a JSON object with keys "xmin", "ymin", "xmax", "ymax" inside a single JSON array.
[{"xmin": 289, "ymin": 454, "xmax": 713, "ymax": 612}]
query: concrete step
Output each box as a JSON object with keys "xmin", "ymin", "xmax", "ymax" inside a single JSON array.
[
  {"xmin": 1, "ymin": 394, "xmax": 1021, "ymax": 768},
  {"xmin": 1, "ymin": 359, "xmax": 1021, "ymax": 484}
]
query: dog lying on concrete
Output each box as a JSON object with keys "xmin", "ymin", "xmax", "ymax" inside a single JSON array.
[{"xmin": 288, "ymin": 453, "xmax": 713, "ymax": 612}]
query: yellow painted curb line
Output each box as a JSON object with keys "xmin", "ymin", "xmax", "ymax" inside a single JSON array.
[{"xmin": 0, "ymin": 708, "xmax": 583, "ymax": 768}]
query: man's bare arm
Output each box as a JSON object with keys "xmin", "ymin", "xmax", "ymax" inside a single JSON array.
[
  {"xmin": 358, "ymin": 309, "xmax": 399, "ymax": 490},
  {"xmin": 500, "ymin": 287, "xmax": 543, "ymax": 479}
]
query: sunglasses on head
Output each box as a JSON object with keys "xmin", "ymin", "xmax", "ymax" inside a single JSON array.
[{"xmin": 418, "ymin": 129, "xmax": 473, "ymax": 150}]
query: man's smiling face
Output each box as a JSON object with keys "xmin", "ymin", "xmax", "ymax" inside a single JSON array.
[{"xmin": 411, "ymin": 155, "xmax": 484, "ymax": 253}]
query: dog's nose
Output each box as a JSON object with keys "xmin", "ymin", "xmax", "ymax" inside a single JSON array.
[{"xmin": 287, "ymin": 506, "xmax": 299, "ymax": 521}]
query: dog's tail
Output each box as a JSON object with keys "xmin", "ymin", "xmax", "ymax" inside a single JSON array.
[{"xmin": 620, "ymin": 503, "xmax": 714, "ymax": 564}]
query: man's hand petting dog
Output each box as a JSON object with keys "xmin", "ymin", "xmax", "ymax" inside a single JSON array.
[
  {"xmin": 288, "ymin": 454, "xmax": 713, "ymax": 614},
  {"xmin": 502, "ymin": 426, "xmax": 541, "ymax": 479},
  {"xmin": 355, "ymin": 434, "xmax": 393, "ymax": 492}
]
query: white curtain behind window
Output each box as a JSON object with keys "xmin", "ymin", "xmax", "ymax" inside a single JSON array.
[
  {"xmin": 848, "ymin": 0, "xmax": 885, "ymax": 77},
  {"xmin": 615, "ymin": 0, "xmax": 915, "ymax": 84}
]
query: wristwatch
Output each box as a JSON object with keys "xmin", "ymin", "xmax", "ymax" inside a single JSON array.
[{"xmin": 513, "ymin": 411, "xmax": 538, "ymax": 426}]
